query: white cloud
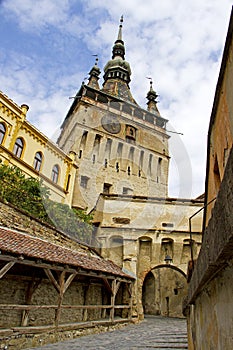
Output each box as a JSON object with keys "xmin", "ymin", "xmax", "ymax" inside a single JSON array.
[{"xmin": 2, "ymin": 0, "xmax": 71, "ymax": 31}]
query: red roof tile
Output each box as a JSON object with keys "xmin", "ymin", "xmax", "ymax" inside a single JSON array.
[{"xmin": 0, "ymin": 227, "xmax": 133, "ymax": 279}]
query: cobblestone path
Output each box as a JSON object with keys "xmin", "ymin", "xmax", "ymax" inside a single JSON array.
[{"xmin": 28, "ymin": 316, "xmax": 188, "ymax": 350}]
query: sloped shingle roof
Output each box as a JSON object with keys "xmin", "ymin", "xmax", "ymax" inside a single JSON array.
[{"xmin": 0, "ymin": 227, "xmax": 133, "ymax": 279}]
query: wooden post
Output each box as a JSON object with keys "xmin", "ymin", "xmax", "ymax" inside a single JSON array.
[
  {"xmin": 44, "ymin": 269, "xmax": 77, "ymax": 327},
  {"xmin": 109, "ymin": 279, "xmax": 121, "ymax": 322},
  {"xmin": 21, "ymin": 276, "xmax": 42, "ymax": 326},
  {"xmin": 82, "ymin": 284, "xmax": 90, "ymax": 322},
  {"xmin": 55, "ymin": 271, "xmax": 66, "ymax": 326},
  {"xmin": 127, "ymin": 282, "xmax": 133, "ymax": 320}
]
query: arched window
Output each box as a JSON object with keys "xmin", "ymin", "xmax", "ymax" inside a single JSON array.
[
  {"xmin": 13, "ymin": 137, "xmax": 24, "ymax": 158},
  {"xmin": 0, "ymin": 123, "xmax": 6, "ymax": 144},
  {"xmin": 33, "ymin": 151, "xmax": 43, "ymax": 171},
  {"xmin": 51, "ymin": 164, "xmax": 59, "ymax": 183}
]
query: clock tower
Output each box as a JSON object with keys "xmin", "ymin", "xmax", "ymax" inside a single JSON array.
[{"xmin": 57, "ymin": 17, "xmax": 170, "ymax": 211}]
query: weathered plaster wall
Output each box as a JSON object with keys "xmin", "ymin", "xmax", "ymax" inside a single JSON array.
[
  {"xmin": 58, "ymin": 94, "xmax": 170, "ymax": 211},
  {"xmin": 186, "ymin": 147, "xmax": 233, "ymax": 349},
  {"xmin": 95, "ymin": 195, "xmax": 203, "ymax": 319},
  {"xmin": 205, "ymin": 21, "xmax": 233, "ymax": 225},
  {"xmin": 188, "ymin": 265, "xmax": 233, "ymax": 350}
]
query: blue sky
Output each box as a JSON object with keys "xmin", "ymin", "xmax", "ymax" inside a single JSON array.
[{"xmin": 0, "ymin": 0, "xmax": 232, "ymax": 198}]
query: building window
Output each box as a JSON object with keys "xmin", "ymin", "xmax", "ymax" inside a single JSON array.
[
  {"xmin": 105, "ymin": 138, "xmax": 112, "ymax": 159},
  {"xmin": 157, "ymin": 157, "xmax": 162, "ymax": 182},
  {"xmin": 160, "ymin": 238, "xmax": 173, "ymax": 263},
  {"xmin": 66, "ymin": 174, "xmax": 71, "ymax": 192},
  {"xmin": 148, "ymin": 154, "xmax": 153, "ymax": 176},
  {"xmin": 129, "ymin": 146, "xmax": 134, "ymax": 162},
  {"xmin": 93, "ymin": 134, "xmax": 101, "ymax": 151},
  {"xmin": 126, "ymin": 125, "xmax": 136, "ymax": 143},
  {"xmin": 139, "ymin": 150, "xmax": 144, "ymax": 168},
  {"xmin": 13, "ymin": 137, "xmax": 24, "ymax": 158},
  {"xmin": 0, "ymin": 123, "xmax": 6, "ymax": 144},
  {"xmin": 79, "ymin": 131, "xmax": 88, "ymax": 158},
  {"xmin": 123, "ymin": 187, "xmax": 133, "ymax": 195},
  {"xmin": 117, "ymin": 142, "xmax": 123, "ymax": 158},
  {"xmin": 103, "ymin": 183, "xmax": 112, "ymax": 194},
  {"xmin": 80, "ymin": 175, "xmax": 89, "ymax": 189},
  {"xmin": 51, "ymin": 164, "xmax": 59, "ymax": 183},
  {"xmin": 33, "ymin": 151, "xmax": 43, "ymax": 171},
  {"xmin": 162, "ymin": 222, "xmax": 174, "ymax": 228}
]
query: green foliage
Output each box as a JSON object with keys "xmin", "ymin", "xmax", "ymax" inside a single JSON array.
[{"xmin": 0, "ymin": 162, "xmax": 93, "ymax": 243}]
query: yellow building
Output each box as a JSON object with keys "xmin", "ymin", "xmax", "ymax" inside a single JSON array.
[
  {"xmin": 203, "ymin": 10, "xmax": 233, "ymax": 226},
  {"xmin": 0, "ymin": 90, "xmax": 78, "ymax": 206}
]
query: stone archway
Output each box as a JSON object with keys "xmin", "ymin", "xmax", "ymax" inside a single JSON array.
[{"xmin": 142, "ymin": 265, "xmax": 187, "ymax": 318}]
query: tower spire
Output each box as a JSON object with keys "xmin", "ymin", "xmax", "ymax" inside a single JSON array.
[
  {"xmin": 112, "ymin": 15, "xmax": 125, "ymax": 60},
  {"xmin": 102, "ymin": 16, "xmax": 137, "ymax": 103},
  {"xmin": 87, "ymin": 56, "xmax": 101, "ymax": 89},
  {"xmin": 117, "ymin": 15, "xmax": 123, "ymax": 41},
  {"xmin": 146, "ymin": 79, "xmax": 160, "ymax": 115}
]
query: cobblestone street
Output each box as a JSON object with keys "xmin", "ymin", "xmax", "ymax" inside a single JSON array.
[{"xmin": 27, "ymin": 316, "xmax": 188, "ymax": 350}]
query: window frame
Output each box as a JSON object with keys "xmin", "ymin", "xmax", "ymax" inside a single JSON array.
[
  {"xmin": 33, "ymin": 151, "xmax": 43, "ymax": 172},
  {"xmin": 51, "ymin": 164, "xmax": 60, "ymax": 184},
  {"xmin": 0, "ymin": 123, "xmax": 6, "ymax": 144},
  {"xmin": 13, "ymin": 137, "xmax": 24, "ymax": 158}
]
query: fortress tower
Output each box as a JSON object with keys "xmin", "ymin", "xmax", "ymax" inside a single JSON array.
[
  {"xmin": 57, "ymin": 17, "xmax": 170, "ymax": 212},
  {"xmin": 57, "ymin": 17, "xmax": 203, "ymax": 319}
]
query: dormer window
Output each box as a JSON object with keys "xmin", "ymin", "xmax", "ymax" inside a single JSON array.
[{"xmin": 126, "ymin": 125, "xmax": 136, "ymax": 143}]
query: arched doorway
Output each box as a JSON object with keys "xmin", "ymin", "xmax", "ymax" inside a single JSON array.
[{"xmin": 142, "ymin": 265, "xmax": 187, "ymax": 318}]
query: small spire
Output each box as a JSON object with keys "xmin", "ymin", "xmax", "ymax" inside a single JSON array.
[
  {"xmin": 146, "ymin": 78, "xmax": 160, "ymax": 115},
  {"xmin": 87, "ymin": 55, "xmax": 101, "ymax": 89},
  {"xmin": 117, "ymin": 15, "xmax": 123, "ymax": 41}
]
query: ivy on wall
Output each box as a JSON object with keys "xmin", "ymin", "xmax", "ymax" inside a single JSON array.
[{"xmin": 0, "ymin": 162, "xmax": 93, "ymax": 244}]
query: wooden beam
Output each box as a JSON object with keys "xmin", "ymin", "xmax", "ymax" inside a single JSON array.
[
  {"xmin": 44, "ymin": 269, "xmax": 60, "ymax": 293},
  {"xmin": 0, "ymin": 261, "xmax": 15, "ymax": 279},
  {"xmin": 64, "ymin": 273, "xmax": 77, "ymax": 294},
  {"xmin": 101, "ymin": 278, "xmax": 113, "ymax": 295},
  {"xmin": 0, "ymin": 255, "xmax": 133, "ymax": 282},
  {"xmin": 115, "ymin": 280, "xmax": 121, "ymax": 295},
  {"xmin": 0, "ymin": 304, "xmax": 113, "ymax": 310}
]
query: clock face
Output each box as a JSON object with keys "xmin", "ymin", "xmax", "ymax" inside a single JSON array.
[{"xmin": 101, "ymin": 115, "xmax": 121, "ymax": 134}]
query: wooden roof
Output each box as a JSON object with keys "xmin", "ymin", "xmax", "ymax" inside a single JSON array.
[{"xmin": 0, "ymin": 226, "xmax": 133, "ymax": 280}]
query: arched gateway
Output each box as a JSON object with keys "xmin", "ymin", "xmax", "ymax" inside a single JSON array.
[{"xmin": 142, "ymin": 265, "xmax": 187, "ymax": 318}]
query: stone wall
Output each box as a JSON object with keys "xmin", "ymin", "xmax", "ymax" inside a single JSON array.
[
  {"xmin": 0, "ymin": 276, "xmax": 103, "ymax": 328},
  {"xmin": 185, "ymin": 147, "xmax": 233, "ymax": 349},
  {"xmin": 0, "ymin": 201, "xmax": 133, "ymax": 349},
  {"xmin": 0, "ymin": 199, "xmax": 92, "ymax": 254},
  {"xmin": 95, "ymin": 195, "xmax": 203, "ymax": 319},
  {"xmin": 0, "ymin": 320, "xmax": 129, "ymax": 350}
]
